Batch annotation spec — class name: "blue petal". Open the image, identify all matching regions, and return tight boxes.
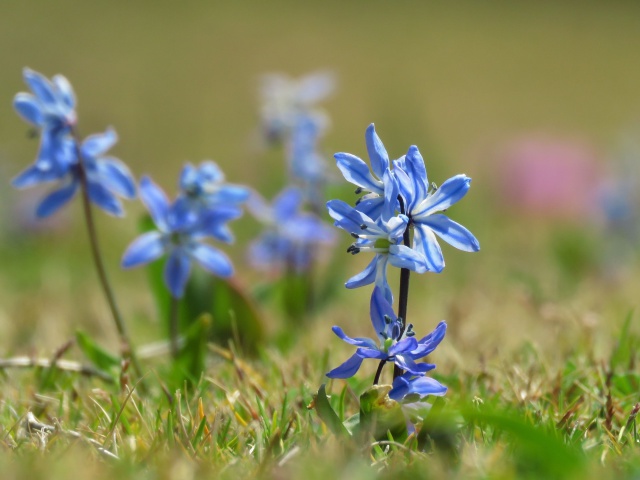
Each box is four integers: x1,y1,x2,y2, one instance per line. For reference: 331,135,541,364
213,185,250,204
139,176,169,231
412,174,471,218
394,355,435,375
327,199,366,234
197,205,243,242
355,348,387,360
179,163,197,191
386,215,408,241
95,158,136,199
410,321,447,358
14,93,43,126
121,231,166,268
404,146,428,210
326,353,364,379
365,124,389,179
188,243,233,278
331,326,377,349
52,74,75,109
381,169,398,223
345,256,377,289
297,71,335,104
198,161,224,183
12,164,61,188
164,248,192,298
388,245,428,273
419,214,480,252
355,196,384,220
23,68,57,106
81,128,118,158
87,180,123,216
370,286,397,340
36,180,79,218
273,187,303,220
373,255,393,304
334,152,382,193
388,337,418,356
389,374,447,401
412,224,444,273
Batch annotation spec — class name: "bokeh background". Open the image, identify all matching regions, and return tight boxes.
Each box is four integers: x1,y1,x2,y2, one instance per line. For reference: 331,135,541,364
1,1,640,372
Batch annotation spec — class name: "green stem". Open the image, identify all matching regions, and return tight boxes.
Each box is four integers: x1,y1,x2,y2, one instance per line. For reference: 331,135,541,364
169,295,180,359
72,132,143,379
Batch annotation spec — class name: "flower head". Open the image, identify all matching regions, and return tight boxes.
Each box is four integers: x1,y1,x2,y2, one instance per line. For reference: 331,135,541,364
327,195,427,303
326,287,446,379
122,176,239,298
178,160,249,211
259,71,335,143
13,128,136,218
248,187,335,273
388,372,447,402
14,68,77,172
394,147,480,272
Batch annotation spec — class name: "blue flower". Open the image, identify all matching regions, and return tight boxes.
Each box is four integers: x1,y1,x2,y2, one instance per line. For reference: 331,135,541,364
326,287,445,379
334,124,398,220
288,115,329,190
13,128,136,218
122,176,238,298
394,147,480,272
327,191,427,303
259,71,335,142
178,161,249,210
13,68,77,172
248,187,335,273
388,373,447,402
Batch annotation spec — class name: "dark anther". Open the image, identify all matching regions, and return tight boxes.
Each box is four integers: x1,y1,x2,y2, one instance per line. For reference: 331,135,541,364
406,331,416,337
383,315,393,324
354,187,363,194
360,224,367,230
350,232,360,239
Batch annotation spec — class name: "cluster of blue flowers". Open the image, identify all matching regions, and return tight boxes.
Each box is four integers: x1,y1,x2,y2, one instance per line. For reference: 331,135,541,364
325,123,480,404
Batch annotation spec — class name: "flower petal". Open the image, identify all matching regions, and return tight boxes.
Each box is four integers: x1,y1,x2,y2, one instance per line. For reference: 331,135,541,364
14,93,43,126
273,187,303,220
388,244,428,273
52,74,75,109
35,180,79,218
412,224,445,273
365,124,389,179
334,152,382,193
388,337,418,356
345,255,377,289
81,128,118,158
164,249,192,298
23,68,57,106
411,321,447,359
381,168,399,222
139,176,169,231
370,286,397,340
394,355,435,375
188,243,234,278
121,231,166,268
87,180,123,216
95,157,136,199
326,353,364,379
373,255,393,304
404,146,428,210
331,326,377,348
12,164,60,188
419,214,480,252
413,174,471,218
355,348,387,359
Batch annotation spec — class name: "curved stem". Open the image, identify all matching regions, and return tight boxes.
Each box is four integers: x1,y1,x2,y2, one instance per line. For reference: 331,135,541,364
373,359,386,385
72,133,143,379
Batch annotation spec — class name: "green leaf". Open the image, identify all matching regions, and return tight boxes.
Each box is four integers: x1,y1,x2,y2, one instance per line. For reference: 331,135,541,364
611,310,636,370
75,330,120,374
359,384,407,441
313,384,351,438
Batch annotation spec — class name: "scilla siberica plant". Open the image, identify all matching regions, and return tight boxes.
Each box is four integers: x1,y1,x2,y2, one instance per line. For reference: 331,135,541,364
319,124,479,435
11,68,142,376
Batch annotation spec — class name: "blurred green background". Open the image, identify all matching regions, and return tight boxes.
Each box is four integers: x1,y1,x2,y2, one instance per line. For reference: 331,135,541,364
1,1,640,367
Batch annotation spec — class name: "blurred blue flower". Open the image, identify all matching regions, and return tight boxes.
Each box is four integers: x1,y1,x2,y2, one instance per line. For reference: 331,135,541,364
288,115,330,199
13,128,136,218
259,71,335,143
247,186,335,273
334,123,399,220
327,187,427,303
178,161,249,211
388,373,447,402
326,287,446,379
122,176,238,298
13,68,77,172
394,147,480,272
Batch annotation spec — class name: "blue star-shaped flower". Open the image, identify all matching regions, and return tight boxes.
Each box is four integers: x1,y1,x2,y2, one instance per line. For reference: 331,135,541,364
13,68,77,172
247,187,335,273
121,176,239,298
13,128,136,218
394,146,480,272
178,161,249,211
326,287,446,379
327,181,427,302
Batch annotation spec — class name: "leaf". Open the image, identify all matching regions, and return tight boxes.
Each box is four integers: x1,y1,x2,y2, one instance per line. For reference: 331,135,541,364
611,310,636,370
313,384,351,438
359,384,407,441
75,330,120,374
